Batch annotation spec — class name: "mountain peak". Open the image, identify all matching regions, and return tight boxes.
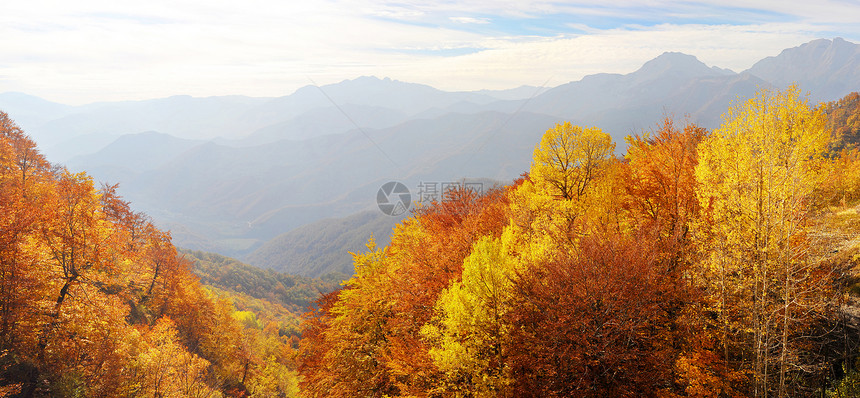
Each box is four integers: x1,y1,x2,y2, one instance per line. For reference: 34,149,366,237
746,38,860,101
642,52,709,70
788,37,857,57
655,51,698,61
631,52,719,83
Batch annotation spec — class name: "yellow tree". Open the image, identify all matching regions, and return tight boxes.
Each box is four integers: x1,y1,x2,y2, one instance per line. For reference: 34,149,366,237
531,122,615,201
695,85,831,397
509,122,616,257
40,172,107,313
298,239,399,397
131,318,216,398
422,235,520,396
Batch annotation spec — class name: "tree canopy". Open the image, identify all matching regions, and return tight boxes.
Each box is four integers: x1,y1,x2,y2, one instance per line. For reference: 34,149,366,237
299,88,860,398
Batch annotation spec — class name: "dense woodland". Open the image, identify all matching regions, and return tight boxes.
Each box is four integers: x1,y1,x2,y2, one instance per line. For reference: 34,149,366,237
300,86,860,397
186,249,342,336
0,111,305,396
0,85,859,397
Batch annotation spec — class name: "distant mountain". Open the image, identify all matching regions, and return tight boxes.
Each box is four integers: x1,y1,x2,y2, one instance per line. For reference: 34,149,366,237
471,85,548,101
747,38,860,102
5,77,508,161
3,38,859,276
115,110,557,255
8,95,270,161
37,95,269,140
523,52,769,142
226,77,500,139
65,131,203,186
245,210,404,278
232,103,408,146
0,92,73,129
259,76,498,116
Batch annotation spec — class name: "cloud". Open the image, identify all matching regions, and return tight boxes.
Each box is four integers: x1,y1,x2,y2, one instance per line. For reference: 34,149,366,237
389,23,816,90
1,0,859,104
450,16,492,24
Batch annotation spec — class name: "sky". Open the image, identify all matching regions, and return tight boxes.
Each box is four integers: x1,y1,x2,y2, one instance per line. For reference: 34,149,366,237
2,0,859,105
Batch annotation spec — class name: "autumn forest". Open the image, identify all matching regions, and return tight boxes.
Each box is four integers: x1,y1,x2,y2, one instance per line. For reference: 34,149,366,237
2,85,860,397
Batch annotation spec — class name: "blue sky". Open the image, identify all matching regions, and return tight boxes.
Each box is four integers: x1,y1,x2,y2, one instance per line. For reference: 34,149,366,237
2,0,859,105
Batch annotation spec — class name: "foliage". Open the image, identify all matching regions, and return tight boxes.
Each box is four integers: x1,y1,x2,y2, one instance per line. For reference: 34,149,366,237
825,92,860,152
298,88,860,397
298,185,512,396
245,210,402,278
6,86,860,397
0,111,299,397
695,85,833,396
506,229,678,397
422,236,520,395
186,249,341,319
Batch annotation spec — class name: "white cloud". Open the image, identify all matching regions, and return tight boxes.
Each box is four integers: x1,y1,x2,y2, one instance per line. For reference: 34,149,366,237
0,0,858,104
450,16,492,24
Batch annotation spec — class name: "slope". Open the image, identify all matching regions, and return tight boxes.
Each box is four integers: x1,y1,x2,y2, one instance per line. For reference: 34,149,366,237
64,131,203,187
123,111,559,256
244,210,405,278
747,38,860,102
523,52,769,143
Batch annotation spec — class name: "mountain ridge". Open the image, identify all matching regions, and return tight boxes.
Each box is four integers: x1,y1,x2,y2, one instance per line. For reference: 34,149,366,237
747,37,860,102
4,37,859,264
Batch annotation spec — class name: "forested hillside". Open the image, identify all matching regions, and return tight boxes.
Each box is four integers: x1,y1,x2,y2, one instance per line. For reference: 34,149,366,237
244,210,402,278
28,38,857,259
826,91,860,151
0,112,299,397
3,86,860,397
186,249,342,335
299,87,860,397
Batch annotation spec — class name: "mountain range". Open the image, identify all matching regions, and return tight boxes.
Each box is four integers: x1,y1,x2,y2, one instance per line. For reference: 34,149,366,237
2,37,859,276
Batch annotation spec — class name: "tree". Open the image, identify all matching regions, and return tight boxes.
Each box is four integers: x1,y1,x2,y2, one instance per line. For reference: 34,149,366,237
0,109,303,397
623,116,706,236
531,122,615,200
40,172,105,311
422,235,520,396
131,318,217,398
509,123,616,256
298,240,399,398
297,186,513,396
298,289,342,397
383,185,511,394
506,230,677,397
824,92,860,152
695,85,832,397
0,112,50,354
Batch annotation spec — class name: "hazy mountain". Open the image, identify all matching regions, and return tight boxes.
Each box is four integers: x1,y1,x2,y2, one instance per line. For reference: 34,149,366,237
245,210,405,278
9,77,506,161
119,110,557,255
522,52,770,142
3,38,858,275
36,95,269,141
471,85,548,101
229,76,500,134
747,38,860,102
10,95,270,161
0,92,73,128
231,103,409,146
65,131,204,186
